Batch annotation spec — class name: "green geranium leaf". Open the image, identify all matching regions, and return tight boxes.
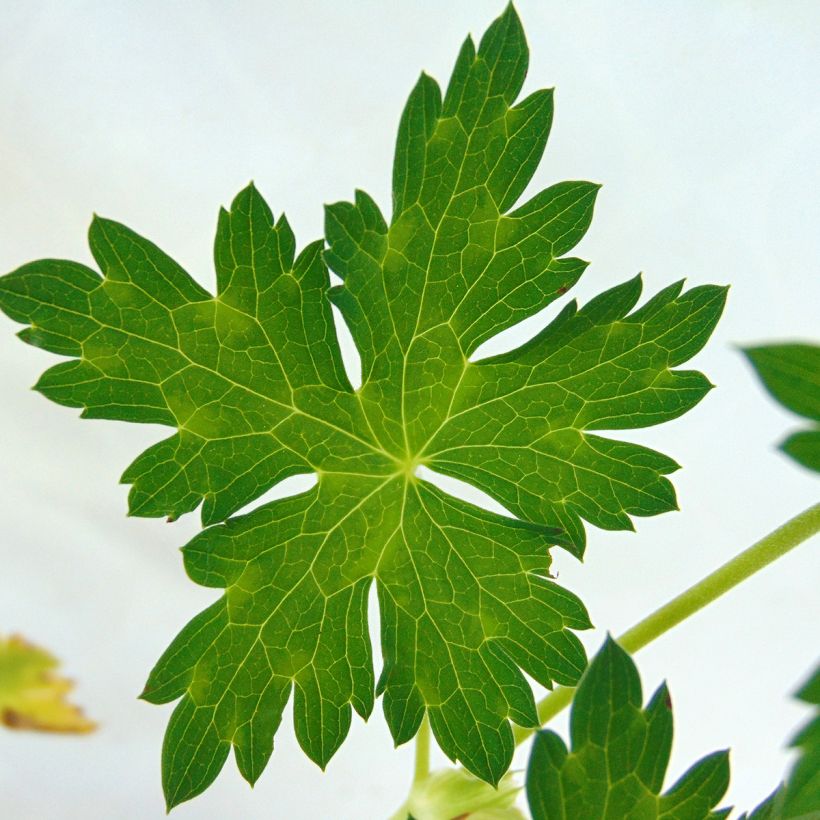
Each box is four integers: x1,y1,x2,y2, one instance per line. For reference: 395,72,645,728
740,664,820,819
743,343,820,472
783,664,820,816
526,637,731,820
0,4,725,808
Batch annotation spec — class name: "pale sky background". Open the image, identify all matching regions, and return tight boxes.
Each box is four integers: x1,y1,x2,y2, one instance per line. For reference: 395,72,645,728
1,1,819,818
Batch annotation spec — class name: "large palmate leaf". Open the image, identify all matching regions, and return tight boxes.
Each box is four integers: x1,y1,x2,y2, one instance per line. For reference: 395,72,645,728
0,5,725,807
743,343,820,472
526,638,731,820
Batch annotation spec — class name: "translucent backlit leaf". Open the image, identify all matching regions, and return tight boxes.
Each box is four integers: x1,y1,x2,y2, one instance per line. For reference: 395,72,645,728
743,343,820,472
0,5,724,807
0,635,95,734
526,638,730,820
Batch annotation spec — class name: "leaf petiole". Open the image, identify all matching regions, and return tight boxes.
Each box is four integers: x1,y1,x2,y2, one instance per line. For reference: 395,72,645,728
413,716,431,785
513,500,820,746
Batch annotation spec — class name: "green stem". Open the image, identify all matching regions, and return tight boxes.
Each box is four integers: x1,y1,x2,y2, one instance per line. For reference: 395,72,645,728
514,501,820,746
387,718,432,820
414,716,431,785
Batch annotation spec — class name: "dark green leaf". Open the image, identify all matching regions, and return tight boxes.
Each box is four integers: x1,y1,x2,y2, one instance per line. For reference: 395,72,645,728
743,343,820,472
526,637,731,820
737,665,820,818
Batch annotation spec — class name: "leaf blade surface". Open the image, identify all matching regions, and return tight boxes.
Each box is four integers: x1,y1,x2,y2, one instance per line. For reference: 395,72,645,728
526,638,731,820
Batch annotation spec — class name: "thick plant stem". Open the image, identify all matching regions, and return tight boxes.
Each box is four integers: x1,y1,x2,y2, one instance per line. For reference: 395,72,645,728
513,501,820,746
414,716,431,785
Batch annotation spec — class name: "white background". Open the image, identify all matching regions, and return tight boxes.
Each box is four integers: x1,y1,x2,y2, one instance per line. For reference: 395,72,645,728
1,1,818,817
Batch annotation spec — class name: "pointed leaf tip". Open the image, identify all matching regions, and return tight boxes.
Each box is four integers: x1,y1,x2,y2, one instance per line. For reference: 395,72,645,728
528,641,731,818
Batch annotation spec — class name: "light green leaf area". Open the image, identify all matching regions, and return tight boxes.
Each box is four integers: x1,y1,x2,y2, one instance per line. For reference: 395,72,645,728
743,343,820,472
526,638,731,820
0,5,725,808
736,789,780,820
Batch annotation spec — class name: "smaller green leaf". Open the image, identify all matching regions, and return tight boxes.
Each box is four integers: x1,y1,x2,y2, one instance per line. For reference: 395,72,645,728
743,343,820,472
526,637,730,820
737,664,819,818
736,788,781,820
777,664,820,818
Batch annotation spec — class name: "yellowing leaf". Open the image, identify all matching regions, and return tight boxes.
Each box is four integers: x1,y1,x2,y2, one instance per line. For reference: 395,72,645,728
0,634,96,734
743,343,820,472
